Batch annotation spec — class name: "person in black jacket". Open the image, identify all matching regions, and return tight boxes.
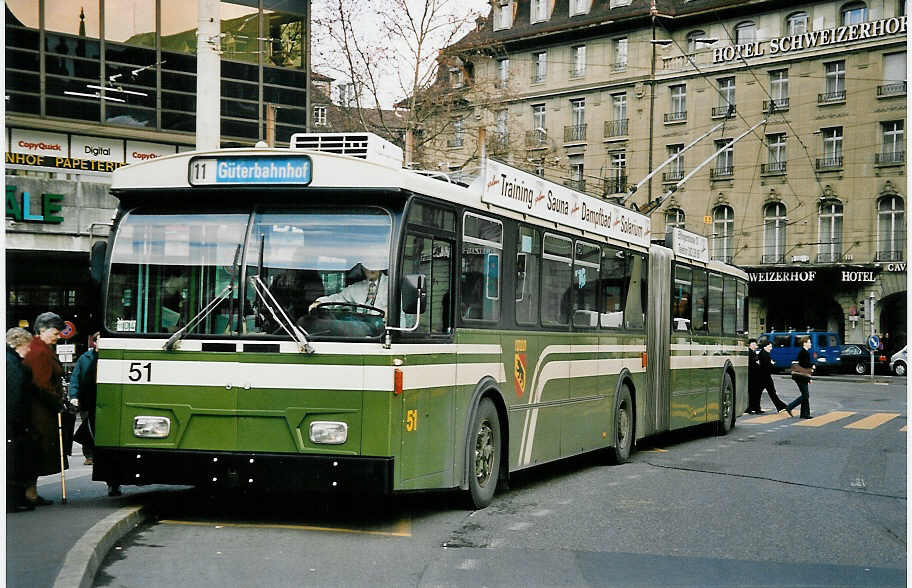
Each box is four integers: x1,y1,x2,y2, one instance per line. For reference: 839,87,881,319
745,338,763,414
7,327,36,512
785,335,815,418
758,340,788,413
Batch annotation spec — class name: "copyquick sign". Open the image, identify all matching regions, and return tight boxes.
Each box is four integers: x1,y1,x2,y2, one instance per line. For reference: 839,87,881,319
474,159,650,247
189,156,313,185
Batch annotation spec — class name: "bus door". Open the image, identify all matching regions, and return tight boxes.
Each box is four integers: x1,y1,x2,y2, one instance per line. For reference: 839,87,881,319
670,264,702,428
689,268,713,421
400,233,456,487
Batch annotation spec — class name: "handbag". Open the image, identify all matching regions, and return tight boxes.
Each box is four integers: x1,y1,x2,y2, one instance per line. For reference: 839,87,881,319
790,361,813,379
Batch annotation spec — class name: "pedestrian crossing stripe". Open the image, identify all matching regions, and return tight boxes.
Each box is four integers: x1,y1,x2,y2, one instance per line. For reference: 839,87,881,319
844,413,901,430
743,411,905,430
794,411,856,427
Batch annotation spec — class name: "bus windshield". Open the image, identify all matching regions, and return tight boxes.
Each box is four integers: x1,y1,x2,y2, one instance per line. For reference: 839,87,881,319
105,207,392,339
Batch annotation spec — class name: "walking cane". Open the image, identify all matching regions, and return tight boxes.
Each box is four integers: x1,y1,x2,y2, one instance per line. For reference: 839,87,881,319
57,411,68,504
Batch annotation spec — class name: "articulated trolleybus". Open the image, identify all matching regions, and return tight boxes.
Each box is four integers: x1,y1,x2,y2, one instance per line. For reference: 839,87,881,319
93,133,748,508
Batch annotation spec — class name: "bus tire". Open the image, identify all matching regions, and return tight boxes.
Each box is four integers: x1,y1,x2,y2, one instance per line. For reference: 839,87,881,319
609,386,634,464
716,373,735,436
466,397,501,509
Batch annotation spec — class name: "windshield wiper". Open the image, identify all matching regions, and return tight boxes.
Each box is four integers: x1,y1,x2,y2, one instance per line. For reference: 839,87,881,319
163,282,233,351
248,275,315,354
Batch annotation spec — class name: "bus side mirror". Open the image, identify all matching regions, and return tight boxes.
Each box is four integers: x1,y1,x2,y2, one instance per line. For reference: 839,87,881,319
401,273,427,314
90,241,107,286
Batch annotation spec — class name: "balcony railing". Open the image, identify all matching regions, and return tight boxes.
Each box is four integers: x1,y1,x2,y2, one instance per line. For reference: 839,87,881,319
662,169,684,183
603,175,627,195
612,61,628,73
531,71,546,84
877,81,906,97
874,151,905,165
817,90,846,104
711,104,736,118
875,250,904,262
447,137,464,149
815,156,843,170
603,119,628,138
664,111,687,123
761,254,786,264
525,129,548,148
569,67,585,78
816,252,842,263
710,166,734,179
566,179,586,192
761,161,787,175
762,98,790,112
563,124,587,143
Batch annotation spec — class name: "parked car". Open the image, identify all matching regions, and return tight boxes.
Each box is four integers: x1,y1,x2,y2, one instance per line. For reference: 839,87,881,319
762,331,842,373
890,346,907,376
838,344,889,375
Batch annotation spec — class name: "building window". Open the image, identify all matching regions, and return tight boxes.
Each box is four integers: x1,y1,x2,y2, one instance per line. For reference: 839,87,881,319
613,38,628,71
712,205,734,263
566,98,586,142
496,58,510,87
605,152,626,194
763,202,787,263
605,93,627,137
766,70,789,111
841,1,867,25
786,12,809,35
568,155,585,191
764,133,787,174
686,30,707,53
712,139,733,178
571,0,592,16
713,77,736,117
493,109,508,152
527,103,547,146
664,144,684,182
449,67,464,89
571,45,586,78
821,61,846,102
532,51,547,83
448,118,464,148
313,105,327,126
877,196,905,261
531,0,549,23
667,84,686,121
818,201,843,262
665,208,685,232
494,1,513,30
734,21,756,44
877,120,905,164
818,127,843,169
879,52,907,97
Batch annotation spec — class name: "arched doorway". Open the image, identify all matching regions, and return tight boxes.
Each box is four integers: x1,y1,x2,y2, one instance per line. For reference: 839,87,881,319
764,290,844,340
879,291,906,353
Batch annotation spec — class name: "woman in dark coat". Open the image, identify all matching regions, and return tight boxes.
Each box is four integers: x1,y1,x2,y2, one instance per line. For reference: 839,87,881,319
7,328,35,511
22,312,69,505
758,340,788,413
785,335,814,419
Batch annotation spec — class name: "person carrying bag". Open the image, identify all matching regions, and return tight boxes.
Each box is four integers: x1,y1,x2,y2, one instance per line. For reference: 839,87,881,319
784,335,815,419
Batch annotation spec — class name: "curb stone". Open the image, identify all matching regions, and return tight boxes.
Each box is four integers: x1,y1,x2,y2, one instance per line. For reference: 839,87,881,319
52,505,150,588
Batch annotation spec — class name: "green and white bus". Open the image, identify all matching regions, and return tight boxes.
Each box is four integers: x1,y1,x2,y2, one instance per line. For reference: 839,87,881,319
92,133,748,508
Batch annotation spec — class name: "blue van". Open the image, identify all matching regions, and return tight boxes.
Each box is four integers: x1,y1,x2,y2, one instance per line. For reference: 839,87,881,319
761,331,842,373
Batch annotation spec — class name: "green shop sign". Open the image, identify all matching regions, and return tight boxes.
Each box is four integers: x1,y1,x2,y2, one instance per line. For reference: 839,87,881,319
5,186,64,223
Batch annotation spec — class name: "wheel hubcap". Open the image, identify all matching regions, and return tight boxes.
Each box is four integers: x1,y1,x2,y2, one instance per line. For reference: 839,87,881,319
617,402,630,447
723,385,733,421
474,420,494,486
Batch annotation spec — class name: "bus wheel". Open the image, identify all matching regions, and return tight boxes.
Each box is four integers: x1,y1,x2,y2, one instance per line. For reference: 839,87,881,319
716,373,735,436
467,398,501,509
609,386,633,464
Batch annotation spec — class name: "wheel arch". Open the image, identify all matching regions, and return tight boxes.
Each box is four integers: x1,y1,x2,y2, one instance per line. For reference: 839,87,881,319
459,376,509,491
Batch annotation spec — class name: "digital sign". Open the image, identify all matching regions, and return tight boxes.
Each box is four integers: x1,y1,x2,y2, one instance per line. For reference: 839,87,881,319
189,156,312,186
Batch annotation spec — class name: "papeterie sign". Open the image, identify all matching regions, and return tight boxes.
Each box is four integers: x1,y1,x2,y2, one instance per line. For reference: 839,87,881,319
713,16,906,64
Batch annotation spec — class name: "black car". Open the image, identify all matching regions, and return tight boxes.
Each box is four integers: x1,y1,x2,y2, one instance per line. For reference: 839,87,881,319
838,344,890,375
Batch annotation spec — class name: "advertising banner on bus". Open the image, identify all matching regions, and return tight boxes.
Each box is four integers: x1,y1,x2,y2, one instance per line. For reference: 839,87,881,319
475,159,650,248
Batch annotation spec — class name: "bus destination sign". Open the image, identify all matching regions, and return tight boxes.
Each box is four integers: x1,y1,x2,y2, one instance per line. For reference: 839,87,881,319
189,156,312,186
475,159,651,248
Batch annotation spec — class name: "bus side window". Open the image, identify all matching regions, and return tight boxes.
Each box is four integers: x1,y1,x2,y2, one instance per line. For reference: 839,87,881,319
461,213,503,322
624,252,647,330
430,241,452,334
515,225,541,326
401,234,431,334
673,265,692,332
599,245,626,329
572,241,601,328
541,233,572,327
691,268,708,332
722,276,737,334
736,280,747,334
707,273,723,333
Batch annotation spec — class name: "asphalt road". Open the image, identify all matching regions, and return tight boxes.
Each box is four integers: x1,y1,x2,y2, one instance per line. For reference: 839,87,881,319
93,375,906,587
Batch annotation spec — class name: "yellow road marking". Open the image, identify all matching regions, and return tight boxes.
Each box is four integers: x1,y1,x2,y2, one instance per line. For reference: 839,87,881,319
901,425,908,432
743,412,791,424
844,413,901,430
644,448,668,453
159,517,412,537
794,411,856,427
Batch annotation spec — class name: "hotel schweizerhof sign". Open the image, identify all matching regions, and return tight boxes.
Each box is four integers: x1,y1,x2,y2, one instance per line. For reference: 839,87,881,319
713,16,906,64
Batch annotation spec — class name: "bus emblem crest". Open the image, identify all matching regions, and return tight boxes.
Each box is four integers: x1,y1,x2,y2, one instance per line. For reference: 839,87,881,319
514,339,527,397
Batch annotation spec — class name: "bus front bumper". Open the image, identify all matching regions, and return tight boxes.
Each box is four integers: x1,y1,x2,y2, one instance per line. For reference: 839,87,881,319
92,447,394,493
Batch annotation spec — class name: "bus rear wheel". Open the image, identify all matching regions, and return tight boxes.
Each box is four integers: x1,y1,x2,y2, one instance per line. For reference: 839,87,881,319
715,373,735,436
466,398,501,509
609,386,633,464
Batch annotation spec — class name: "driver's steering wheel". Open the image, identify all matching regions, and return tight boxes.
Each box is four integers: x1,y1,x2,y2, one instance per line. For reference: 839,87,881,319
310,301,385,318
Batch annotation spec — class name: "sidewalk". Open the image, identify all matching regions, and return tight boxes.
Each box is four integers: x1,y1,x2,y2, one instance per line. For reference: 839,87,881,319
6,446,152,588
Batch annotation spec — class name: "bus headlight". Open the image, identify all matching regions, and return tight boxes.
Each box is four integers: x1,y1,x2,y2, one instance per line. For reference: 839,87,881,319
133,416,171,438
309,421,348,445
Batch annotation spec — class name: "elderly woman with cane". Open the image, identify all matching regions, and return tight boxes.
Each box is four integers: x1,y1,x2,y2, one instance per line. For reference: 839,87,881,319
22,312,69,506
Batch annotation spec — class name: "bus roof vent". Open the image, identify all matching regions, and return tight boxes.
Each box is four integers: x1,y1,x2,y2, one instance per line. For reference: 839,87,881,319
289,132,403,169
